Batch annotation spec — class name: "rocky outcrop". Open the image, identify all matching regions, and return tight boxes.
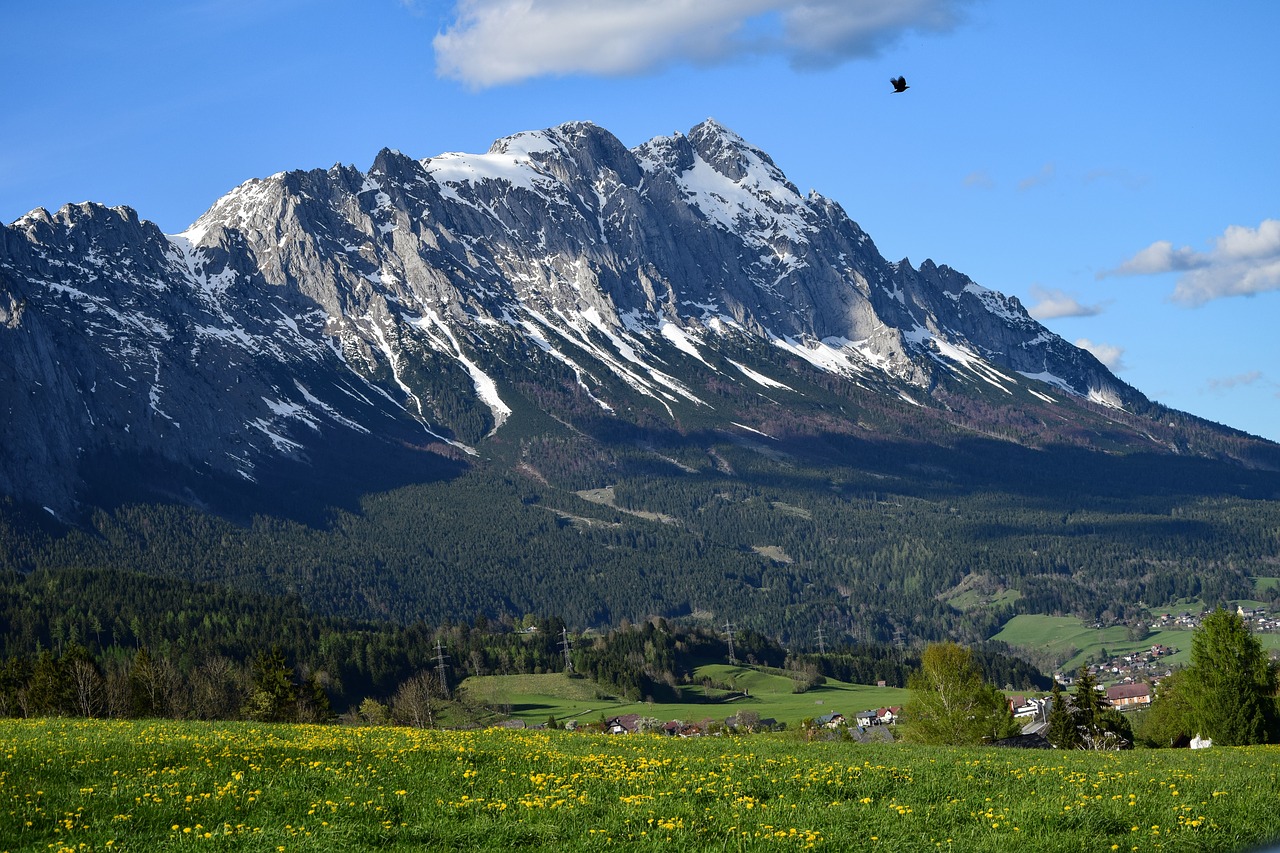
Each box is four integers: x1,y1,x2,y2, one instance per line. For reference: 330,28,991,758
0,120,1168,513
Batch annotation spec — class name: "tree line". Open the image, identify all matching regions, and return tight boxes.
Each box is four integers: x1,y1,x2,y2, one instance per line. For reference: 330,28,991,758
0,566,1049,722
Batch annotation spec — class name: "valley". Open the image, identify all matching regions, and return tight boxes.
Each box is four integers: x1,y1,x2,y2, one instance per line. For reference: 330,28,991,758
2,117,1278,699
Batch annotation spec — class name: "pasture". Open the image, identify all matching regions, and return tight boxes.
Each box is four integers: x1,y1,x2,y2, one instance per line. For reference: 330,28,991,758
4,718,1280,852
460,664,909,729
992,614,1280,674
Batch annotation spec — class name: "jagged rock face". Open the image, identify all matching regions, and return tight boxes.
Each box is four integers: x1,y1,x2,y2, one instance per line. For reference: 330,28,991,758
1,119,1156,513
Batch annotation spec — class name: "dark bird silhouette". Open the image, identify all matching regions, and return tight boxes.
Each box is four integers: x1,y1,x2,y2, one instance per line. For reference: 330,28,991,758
890,76,909,93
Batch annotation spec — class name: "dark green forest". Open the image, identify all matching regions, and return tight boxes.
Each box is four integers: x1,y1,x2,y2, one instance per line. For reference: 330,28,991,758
0,566,1048,720
3,425,1277,648
2,322,1279,683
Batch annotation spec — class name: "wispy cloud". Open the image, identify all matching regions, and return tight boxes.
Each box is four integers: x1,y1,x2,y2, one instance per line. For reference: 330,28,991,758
962,169,994,189
1075,338,1126,371
1101,218,1280,305
1205,370,1263,394
1082,167,1147,191
1026,285,1103,320
432,0,973,88
1017,162,1055,192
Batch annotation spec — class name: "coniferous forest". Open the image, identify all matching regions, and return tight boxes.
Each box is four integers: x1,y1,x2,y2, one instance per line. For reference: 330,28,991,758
0,563,1051,719
2,421,1276,646
2,330,1278,727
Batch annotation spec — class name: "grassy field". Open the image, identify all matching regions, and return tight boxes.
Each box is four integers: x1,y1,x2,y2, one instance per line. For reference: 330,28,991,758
460,664,910,729
992,614,1280,674
4,718,1280,852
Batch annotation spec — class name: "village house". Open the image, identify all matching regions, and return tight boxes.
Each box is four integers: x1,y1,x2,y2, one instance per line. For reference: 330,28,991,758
814,712,845,729
604,714,641,734
1008,696,1049,720
1105,683,1152,709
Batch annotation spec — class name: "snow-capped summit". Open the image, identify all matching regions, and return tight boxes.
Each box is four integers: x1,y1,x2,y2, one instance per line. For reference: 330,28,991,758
2,119,1265,515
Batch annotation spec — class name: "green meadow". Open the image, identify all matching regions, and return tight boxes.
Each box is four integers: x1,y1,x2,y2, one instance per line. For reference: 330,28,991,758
460,664,910,728
4,718,1280,852
992,614,1280,674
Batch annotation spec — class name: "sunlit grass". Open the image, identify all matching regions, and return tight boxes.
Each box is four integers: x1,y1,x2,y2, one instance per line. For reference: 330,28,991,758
3,719,1278,851
461,665,911,728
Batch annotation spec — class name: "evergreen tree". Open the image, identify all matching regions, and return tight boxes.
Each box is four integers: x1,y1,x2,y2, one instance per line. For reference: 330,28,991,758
243,650,299,723
1046,681,1081,749
26,650,68,716
1134,670,1193,748
0,655,32,717
1070,666,1131,750
1071,667,1104,734
1183,608,1279,745
297,674,333,724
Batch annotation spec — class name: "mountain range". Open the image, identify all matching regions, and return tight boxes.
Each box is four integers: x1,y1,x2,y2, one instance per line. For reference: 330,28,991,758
2,119,1277,641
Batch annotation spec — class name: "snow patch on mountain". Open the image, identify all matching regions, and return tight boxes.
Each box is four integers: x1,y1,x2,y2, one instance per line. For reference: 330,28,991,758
1017,370,1078,396
728,359,792,390
424,150,563,205
659,320,708,365
409,309,511,432
1088,385,1124,409
771,333,867,377
904,325,1018,394
676,153,812,248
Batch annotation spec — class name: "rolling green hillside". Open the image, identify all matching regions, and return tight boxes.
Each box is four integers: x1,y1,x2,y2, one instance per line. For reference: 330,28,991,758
460,665,909,728
993,613,1280,674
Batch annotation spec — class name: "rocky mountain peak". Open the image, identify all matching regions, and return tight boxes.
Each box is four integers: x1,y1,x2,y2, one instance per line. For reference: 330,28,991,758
5,118,1269,518
687,118,787,183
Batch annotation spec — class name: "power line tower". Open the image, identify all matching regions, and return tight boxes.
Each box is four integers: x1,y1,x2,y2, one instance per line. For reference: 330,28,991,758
559,626,574,673
816,624,827,656
434,637,450,698
724,621,737,666
893,626,906,652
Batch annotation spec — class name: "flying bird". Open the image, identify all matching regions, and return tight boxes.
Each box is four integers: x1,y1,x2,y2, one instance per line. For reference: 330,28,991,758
890,76,909,93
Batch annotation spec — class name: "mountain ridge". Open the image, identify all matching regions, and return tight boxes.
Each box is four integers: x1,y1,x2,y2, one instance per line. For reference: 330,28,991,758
2,119,1278,637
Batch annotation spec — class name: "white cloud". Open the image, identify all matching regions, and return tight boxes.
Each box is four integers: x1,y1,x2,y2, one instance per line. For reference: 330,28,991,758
1026,285,1102,320
1172,258,1280,305
962,170,994,189
1105,240,1204,276
1075,338,1126,371
432,0,972,88
1217,219,1280,261
1102,219,1280,305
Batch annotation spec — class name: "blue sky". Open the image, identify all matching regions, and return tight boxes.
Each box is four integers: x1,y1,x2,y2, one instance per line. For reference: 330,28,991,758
3,0,1278,441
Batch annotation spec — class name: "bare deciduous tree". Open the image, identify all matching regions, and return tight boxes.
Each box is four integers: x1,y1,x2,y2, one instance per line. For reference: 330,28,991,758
70,658,104,718
391,671,440,729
